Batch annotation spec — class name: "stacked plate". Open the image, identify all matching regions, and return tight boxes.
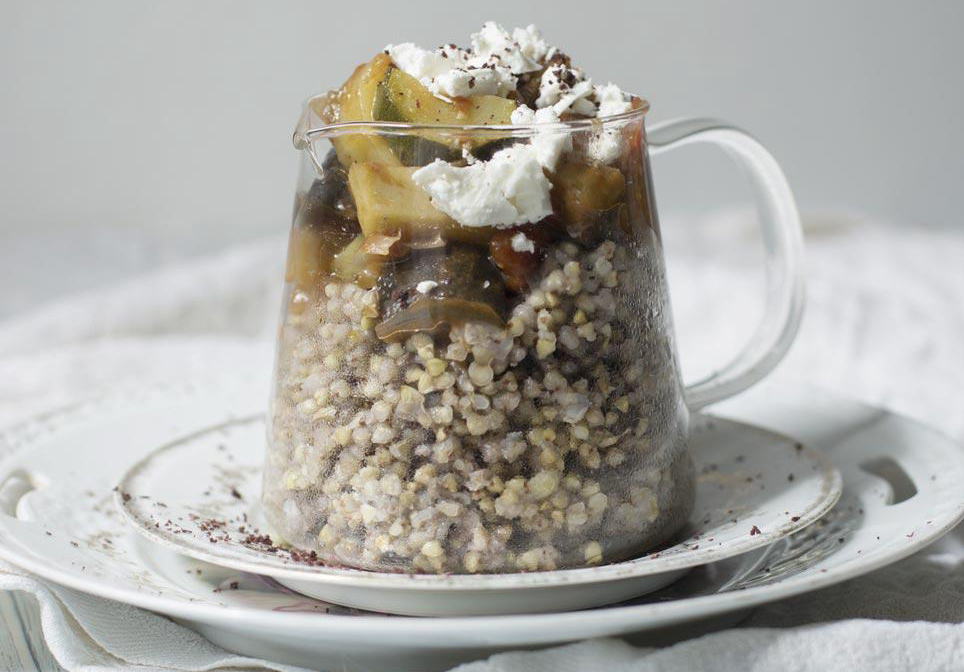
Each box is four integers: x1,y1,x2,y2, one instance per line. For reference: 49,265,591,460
0,374,961,672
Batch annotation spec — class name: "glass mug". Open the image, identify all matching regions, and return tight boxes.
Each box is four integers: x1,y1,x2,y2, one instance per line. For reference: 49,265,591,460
264,94,804,574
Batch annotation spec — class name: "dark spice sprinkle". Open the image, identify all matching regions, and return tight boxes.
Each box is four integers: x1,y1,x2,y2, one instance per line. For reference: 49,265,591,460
837,537,845,544
750,525,762,536
70,541,79,547
794,443,804,452
45,531,52,536
791,516,801,522
906,532,915,538
230,488,243,500
787,473,795,482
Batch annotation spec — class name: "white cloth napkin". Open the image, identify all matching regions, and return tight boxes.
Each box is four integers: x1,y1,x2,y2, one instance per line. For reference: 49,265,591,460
0,215,962,672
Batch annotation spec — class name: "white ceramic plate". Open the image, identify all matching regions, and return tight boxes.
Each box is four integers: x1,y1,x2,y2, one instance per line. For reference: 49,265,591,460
114,413,840,616
0,377,960,672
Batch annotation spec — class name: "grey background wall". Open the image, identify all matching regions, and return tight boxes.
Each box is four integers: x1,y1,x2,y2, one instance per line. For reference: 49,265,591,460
1,0,961,313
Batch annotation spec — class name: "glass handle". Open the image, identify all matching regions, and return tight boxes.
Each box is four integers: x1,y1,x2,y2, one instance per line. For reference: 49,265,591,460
647,118,805,410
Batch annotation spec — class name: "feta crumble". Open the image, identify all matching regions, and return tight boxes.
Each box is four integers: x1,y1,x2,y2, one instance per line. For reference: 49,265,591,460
414,104,574,228
385,23,630,117
595,83,633,117
412,145,553,227
511,232,535,253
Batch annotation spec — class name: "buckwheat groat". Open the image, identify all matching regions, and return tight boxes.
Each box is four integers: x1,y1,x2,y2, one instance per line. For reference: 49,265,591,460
265,22,695,573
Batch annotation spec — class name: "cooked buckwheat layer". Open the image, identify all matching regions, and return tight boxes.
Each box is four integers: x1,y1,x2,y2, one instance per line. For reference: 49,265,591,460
265,234,692,573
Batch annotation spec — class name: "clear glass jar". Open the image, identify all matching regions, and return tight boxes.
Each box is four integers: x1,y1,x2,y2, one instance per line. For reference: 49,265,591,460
263,94,804,574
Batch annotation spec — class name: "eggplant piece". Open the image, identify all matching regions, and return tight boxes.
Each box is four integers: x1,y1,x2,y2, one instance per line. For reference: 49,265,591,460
375,244,508,341
549,161,626,245
488,222,557,292
294,150,360,235
470,136,522,162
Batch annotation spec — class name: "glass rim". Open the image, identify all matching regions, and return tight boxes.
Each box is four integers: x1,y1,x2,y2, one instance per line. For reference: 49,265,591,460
293,93,649,148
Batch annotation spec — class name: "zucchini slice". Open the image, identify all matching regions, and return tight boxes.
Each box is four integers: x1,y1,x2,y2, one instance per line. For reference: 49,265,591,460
348,162,495,246
332,54,401,167
375,68,516,160
376,67,517,126
333,56,518,167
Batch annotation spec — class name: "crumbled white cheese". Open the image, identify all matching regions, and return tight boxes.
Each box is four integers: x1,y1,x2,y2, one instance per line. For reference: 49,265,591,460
415,280,439,294
384,43,515,99
536,64,583,109
595,83,632,117
387,22,554,101
535,63,596,116
470,22,546,75
433,66,516,98
586,83,633,163
553,80,595,116
509,105,536,124
512,24,554,65
510,232,536,253
412,144,553,227
588,130,623,164
386,25,633,118
511,105,571,171
385,43,461,83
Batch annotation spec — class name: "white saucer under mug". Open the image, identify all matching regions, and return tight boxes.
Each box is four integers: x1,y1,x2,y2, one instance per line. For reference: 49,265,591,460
114,414,841,616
